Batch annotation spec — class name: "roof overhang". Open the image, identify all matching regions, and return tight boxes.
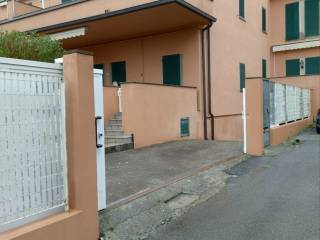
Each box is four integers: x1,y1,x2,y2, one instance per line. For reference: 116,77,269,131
34,0,216,48
272,39,320,52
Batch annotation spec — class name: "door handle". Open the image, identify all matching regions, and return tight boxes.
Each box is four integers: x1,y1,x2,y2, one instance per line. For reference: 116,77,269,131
95,116,103,148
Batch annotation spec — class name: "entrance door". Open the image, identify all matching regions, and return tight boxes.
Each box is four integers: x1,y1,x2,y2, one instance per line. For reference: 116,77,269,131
263,79,271,147
94,69,107,210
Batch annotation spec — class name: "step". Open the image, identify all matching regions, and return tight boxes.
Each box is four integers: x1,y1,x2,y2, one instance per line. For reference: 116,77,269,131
105,142,134,154
105,135,133,145
105,130,124,136
106,124,122,131
109,119,122,125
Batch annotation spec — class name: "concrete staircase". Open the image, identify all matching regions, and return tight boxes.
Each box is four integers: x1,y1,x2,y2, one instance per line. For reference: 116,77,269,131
105,112,134,153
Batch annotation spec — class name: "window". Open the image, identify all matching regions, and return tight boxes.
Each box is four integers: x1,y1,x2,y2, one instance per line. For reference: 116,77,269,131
286,59,300,76
262,7,267,32
305,0,320,37
239,0,245,19
262,59,267,78
111,61,126,85
162,54,182,86
285,2,300,41
180,118,190,137
240,63,246,91
306,56,320,75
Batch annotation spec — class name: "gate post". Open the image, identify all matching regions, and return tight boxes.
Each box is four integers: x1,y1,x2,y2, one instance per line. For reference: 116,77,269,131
63,50,99,239
246,78,264,156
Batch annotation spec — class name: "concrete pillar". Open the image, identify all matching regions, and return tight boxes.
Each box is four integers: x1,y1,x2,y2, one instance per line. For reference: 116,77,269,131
246,78,264,156
63,50,99,239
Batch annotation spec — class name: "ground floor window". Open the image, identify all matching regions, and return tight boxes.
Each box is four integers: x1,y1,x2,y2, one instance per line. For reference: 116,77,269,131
306,56,320,75
111,61,126,85
162,54,182,86
286,57,320,76
286,59,300,76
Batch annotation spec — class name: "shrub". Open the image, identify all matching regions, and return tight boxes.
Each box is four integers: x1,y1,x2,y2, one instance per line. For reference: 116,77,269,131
0,31,63,63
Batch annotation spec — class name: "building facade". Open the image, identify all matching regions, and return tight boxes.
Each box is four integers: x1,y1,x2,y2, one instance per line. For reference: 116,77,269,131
0,0,319,148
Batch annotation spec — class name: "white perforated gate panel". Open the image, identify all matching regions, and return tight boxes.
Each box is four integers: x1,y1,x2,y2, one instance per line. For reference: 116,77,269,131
0,58,67,232
270,82,311,127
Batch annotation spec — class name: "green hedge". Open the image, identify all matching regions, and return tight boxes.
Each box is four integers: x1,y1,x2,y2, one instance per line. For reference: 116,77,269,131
0,31,64,63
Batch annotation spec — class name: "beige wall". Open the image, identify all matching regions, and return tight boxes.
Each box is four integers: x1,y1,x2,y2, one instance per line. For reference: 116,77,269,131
0,52,99,240
104,86,119,124
270,117,312,146
122,83,202,148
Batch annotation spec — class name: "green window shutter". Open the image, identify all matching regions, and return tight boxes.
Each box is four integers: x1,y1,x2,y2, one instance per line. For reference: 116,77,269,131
180,118,190,137
285,2,300,41
239,0,245,18
286,59,300,76
111,61,126,84
62,0,72,3
162,54,181,86
262,7,267,32
305,0,320,37
262,59,267,78
240,63,246,91
306,56,320,75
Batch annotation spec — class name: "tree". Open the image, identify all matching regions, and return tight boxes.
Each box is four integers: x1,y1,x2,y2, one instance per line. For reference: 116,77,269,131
0,31,63,63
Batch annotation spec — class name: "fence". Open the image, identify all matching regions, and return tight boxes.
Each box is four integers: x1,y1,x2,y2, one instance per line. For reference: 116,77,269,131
0,57,68,232
270,82,311,127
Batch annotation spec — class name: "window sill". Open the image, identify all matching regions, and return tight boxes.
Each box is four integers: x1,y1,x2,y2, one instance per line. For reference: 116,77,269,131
238,16,246,22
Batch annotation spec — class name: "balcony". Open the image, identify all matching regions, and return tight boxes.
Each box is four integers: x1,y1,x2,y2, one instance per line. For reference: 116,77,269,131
0,0,214,32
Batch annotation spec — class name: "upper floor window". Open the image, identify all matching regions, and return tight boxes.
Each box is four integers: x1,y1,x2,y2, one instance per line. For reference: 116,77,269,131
285,0,320,41
285,2,300,41
239,0,245,19
262,7,267,33
305,0,320,37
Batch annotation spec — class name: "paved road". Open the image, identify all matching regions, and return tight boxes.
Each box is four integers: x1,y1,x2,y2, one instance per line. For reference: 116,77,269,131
149,129,320,240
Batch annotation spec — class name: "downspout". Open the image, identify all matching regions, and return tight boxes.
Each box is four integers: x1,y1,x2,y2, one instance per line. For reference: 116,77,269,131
201,26,208,140
201,21,213,140
206,26,215,140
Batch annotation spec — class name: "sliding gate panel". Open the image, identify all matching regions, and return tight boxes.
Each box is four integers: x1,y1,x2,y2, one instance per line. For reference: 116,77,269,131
0,58,68,232
263,79,271,147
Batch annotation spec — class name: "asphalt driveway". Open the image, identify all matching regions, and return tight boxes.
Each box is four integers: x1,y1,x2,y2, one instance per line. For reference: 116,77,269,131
106,140,242,204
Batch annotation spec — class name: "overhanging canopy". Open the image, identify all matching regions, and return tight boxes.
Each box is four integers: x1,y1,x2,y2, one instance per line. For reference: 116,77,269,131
37,0,216,48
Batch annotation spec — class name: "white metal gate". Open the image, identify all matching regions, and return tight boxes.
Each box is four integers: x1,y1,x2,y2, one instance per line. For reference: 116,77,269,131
0,57,68,232
93,69,106,211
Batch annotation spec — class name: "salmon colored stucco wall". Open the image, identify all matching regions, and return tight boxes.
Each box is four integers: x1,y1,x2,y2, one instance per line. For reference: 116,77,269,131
121,83,202,148
83,28,202,89
104,86,119,124
0,6,6,21
209,0,270,141
270,117,312,146
245,79,264,156
271,48,320,77
0,0,212,31
0,52,99,240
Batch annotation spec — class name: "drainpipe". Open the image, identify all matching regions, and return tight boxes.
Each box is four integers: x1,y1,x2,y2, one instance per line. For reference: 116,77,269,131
201,22,214,140
206,26,215,140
